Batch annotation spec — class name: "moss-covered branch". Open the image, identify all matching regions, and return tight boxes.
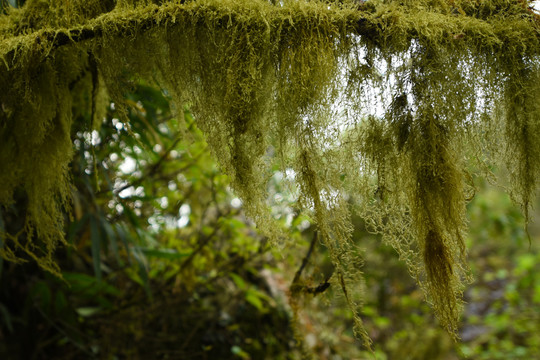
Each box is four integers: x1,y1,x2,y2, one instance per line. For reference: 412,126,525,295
1,0,539,68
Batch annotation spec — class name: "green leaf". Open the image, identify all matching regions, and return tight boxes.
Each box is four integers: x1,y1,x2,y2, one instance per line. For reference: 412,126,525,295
62,272,121,297
226,218,246,230
31,281,52,313
89,216,102,281
67,213,89,244
517,253,535,271
114,223,132,263
230,273,246,290
231,345,250,359
533,283,540,304
54,291,68,316
131,247,152,299
122,205,141,228
63,272,96,288
76,307,101,317
0,302,13,332
102,220,120,265
375,316,390,329
138,247,191,260
245,291,265,312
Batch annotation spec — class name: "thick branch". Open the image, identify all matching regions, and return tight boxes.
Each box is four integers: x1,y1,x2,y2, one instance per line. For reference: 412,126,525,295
2,1,539,69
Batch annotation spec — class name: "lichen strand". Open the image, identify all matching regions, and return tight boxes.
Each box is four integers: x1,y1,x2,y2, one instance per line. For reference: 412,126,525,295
0,47,85,275
1,0,540,343
297,148,371,349
499,58,540,228
406,47,473,335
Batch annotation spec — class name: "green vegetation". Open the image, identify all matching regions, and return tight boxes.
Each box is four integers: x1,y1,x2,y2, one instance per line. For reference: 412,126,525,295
0,83,304,358
0,80,537,359
1,0,540,353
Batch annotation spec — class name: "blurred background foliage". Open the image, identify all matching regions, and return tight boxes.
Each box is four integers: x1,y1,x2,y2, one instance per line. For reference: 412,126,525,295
0,79,539,359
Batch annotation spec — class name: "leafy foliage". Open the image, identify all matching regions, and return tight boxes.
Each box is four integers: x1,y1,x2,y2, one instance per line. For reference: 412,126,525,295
0,83,302,359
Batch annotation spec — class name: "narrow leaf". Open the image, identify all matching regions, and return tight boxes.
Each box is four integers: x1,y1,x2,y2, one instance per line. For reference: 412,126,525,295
89,216,102,281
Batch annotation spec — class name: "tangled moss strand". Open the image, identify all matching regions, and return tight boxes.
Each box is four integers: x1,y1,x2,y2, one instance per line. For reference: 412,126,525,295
1,0,540,344
499,58,540,227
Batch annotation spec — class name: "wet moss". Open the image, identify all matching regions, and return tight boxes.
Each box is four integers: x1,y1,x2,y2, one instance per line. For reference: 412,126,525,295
1,0,539,343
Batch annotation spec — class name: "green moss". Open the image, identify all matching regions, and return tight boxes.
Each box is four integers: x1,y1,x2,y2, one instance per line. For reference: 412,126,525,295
1,0,539,345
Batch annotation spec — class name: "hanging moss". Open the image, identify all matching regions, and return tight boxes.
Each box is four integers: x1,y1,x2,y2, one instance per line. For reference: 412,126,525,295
1,0,539,345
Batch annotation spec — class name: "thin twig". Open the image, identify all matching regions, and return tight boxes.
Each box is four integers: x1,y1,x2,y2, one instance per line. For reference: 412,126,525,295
290,231,333,296
292,231,318,285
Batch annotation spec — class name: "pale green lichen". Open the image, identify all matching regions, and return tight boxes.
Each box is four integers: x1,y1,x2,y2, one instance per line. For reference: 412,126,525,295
1,0,539,345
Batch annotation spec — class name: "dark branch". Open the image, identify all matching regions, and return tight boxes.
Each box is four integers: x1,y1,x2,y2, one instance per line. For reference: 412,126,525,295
290,231,331,296
292,231,318,285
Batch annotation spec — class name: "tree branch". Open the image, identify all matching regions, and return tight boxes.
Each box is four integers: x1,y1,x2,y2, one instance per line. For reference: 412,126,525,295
3,1,536,69
289,231,331,296
292,231,318,285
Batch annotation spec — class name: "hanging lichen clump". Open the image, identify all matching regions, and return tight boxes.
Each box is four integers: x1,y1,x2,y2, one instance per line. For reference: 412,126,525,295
1,0,540,345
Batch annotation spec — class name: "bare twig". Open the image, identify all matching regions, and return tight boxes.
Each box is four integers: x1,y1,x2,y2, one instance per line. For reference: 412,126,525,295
292,231,318,285
290,231,331,296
